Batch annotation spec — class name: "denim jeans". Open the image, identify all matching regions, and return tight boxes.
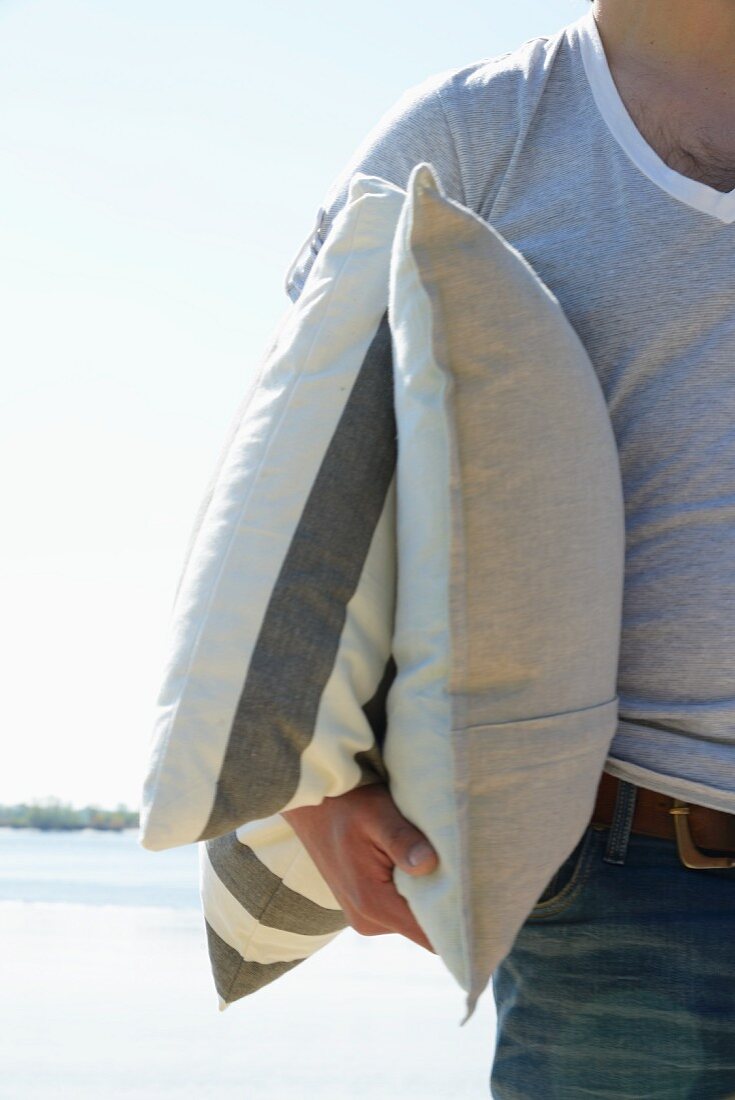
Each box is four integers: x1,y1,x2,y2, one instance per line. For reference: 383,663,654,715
490,779,735,1099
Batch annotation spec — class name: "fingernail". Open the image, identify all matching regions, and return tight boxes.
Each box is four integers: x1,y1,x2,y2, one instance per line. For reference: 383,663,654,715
407,841,434,867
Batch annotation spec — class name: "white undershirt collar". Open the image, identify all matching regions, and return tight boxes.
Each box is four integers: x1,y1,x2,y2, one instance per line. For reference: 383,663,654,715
570,9,735,225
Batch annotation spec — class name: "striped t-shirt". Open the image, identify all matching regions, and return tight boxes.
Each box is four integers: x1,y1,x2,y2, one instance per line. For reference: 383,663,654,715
286,8,735,814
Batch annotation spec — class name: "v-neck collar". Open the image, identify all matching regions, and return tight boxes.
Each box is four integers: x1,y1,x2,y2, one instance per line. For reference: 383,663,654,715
570,9,735,225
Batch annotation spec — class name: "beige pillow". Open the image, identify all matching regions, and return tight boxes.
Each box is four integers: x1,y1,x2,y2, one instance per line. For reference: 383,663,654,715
385,163,625,1023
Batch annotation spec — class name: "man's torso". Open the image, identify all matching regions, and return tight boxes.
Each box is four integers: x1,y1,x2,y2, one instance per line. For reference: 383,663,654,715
287,8,735,812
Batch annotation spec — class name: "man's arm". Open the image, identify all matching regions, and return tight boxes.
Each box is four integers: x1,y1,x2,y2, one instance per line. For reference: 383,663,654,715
285,77,464,303
282,783,438,952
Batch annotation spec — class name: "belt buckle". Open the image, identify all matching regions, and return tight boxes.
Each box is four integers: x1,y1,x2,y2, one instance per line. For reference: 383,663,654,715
669,800,735,869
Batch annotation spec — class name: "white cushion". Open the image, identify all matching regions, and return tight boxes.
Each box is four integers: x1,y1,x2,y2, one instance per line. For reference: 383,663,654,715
138,175,405,1007
138,174,404,852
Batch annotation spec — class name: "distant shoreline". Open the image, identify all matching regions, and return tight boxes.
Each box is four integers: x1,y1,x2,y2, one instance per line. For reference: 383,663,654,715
0,801,139,832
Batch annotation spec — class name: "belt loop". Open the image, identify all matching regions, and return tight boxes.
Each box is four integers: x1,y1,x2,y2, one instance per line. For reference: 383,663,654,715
603,779,638,865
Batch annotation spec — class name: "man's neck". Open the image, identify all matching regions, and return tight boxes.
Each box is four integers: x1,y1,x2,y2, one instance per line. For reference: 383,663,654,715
592,0,735,90
591,0,735,192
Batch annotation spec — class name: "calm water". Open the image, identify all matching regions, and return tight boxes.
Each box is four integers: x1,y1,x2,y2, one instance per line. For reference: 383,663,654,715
0,825,199,908
0,827,497,1099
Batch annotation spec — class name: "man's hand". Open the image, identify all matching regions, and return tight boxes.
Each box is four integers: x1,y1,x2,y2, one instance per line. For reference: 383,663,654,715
282,782,439,953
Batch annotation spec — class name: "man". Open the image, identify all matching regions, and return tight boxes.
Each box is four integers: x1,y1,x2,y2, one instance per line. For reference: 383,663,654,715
283,2,735,1094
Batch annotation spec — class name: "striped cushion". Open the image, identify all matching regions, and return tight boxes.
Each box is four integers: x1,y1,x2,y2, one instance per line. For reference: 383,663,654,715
138,173,405,853
385,164,625,1023
200,815,348,1008
138,173,407,1008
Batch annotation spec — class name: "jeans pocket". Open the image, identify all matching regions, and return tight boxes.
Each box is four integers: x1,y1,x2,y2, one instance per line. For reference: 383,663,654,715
528,824,598,920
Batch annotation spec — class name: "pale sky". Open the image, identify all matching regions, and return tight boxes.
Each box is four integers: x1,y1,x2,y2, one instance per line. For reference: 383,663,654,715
1,0,588,810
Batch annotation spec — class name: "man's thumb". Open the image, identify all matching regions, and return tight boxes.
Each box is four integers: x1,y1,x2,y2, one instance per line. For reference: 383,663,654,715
390,828,439,876
405,838,438,874
363,785,439,875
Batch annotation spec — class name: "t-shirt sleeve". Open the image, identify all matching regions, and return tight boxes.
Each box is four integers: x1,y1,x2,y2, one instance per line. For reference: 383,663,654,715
284,78,464,303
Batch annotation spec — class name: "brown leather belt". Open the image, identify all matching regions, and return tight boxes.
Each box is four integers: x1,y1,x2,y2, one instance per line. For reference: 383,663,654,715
592,771,735,869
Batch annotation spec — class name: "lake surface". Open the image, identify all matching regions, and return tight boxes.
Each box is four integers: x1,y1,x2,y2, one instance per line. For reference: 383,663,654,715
0,827,497,1099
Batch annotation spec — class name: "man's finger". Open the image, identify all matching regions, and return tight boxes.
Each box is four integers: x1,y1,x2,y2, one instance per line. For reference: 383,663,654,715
354,875,436,953
391,898,437,953
350,908,436,953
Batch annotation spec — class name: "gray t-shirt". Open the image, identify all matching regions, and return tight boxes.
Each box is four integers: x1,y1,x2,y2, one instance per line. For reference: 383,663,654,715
286,9,735,813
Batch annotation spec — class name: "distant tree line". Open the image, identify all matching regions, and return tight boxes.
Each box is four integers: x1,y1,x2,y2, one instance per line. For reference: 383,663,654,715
0,798,139,831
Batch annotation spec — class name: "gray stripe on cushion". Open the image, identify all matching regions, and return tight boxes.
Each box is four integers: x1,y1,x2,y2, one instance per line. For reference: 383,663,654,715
205,831,346,935
204,919,303,1003
202,313,396,839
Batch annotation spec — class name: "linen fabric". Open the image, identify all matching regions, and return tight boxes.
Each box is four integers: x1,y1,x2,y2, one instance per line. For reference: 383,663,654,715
200,814,348,1009
138,175,408,1006
385,163,625,1022
138,173,404,854
286,6,735,815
